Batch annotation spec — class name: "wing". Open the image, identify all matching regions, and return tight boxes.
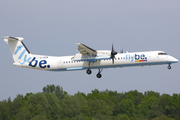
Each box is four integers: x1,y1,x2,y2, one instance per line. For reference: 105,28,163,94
77,43,97,55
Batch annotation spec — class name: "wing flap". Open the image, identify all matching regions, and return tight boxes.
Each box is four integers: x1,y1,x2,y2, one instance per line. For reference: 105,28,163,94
77,43,97,55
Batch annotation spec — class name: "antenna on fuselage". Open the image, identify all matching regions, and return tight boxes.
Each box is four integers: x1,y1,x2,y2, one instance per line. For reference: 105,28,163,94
120,49,123,53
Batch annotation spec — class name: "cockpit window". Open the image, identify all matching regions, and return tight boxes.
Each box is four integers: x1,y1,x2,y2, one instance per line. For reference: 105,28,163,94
158,53,168,55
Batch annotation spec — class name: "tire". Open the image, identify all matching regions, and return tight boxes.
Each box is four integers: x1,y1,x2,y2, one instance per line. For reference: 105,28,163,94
96,73,102,78
86,69,92,74
168,66,171,70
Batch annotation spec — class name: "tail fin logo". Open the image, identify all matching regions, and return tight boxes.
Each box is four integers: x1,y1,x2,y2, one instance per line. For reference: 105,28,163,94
14,45,32,65
14,45,23,55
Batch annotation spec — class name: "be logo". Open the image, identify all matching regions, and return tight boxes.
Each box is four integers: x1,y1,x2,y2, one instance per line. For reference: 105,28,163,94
29,57,50,68
135,54,147,62
135,54,147,60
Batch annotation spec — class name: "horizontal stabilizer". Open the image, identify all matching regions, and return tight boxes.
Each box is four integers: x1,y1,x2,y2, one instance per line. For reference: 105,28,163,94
3,36,24,42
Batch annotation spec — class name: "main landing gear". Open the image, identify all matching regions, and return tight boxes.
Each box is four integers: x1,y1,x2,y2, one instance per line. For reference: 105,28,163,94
97,69,103,78
86,68,103,78
86,62,93,75
167,64,171,70
86,62,103,78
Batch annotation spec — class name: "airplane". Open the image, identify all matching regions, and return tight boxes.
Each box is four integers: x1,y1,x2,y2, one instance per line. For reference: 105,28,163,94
3,36,178,78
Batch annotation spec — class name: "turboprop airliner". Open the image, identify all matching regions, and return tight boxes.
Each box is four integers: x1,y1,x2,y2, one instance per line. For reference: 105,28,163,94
4,36,178,78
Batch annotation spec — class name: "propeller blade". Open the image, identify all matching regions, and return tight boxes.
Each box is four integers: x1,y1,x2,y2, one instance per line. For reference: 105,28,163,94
112,58,114,64
110,44,117,64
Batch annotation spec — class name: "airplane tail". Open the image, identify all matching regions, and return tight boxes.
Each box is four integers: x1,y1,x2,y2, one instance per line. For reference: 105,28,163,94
3,36,32,65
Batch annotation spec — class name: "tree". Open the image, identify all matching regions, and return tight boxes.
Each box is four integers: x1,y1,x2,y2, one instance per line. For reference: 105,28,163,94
114,114,130,120
85,97,113,117
16,107,32,120
117,99,135,117
159,94,171,116
155,115,175,120
60,93,87,119
166,93,180,119
138,95,157,117
43,84,67,101
11,94,23,117
31,115,48,120
93,114,112,120
27,93,48,118
1,84,180,120
126,90,144,109
0,100,10,120
45,93,61,120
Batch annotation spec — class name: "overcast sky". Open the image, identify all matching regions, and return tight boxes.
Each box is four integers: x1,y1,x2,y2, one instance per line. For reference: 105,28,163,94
0,0,180,101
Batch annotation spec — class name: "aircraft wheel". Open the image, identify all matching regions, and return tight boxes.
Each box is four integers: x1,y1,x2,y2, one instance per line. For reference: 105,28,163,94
96,73,102,78
168,65,171,70
86,69,92,75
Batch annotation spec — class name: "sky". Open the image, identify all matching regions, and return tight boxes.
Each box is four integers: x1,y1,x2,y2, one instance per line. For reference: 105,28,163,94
0,0,180,101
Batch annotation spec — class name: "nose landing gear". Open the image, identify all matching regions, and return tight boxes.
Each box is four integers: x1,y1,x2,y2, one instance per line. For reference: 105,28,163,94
168,64,171,70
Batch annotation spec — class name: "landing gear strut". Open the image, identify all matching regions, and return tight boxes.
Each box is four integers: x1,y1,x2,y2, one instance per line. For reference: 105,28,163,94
168,64,171,70
96,68,103,78
86,62,103,78
86,62,94,75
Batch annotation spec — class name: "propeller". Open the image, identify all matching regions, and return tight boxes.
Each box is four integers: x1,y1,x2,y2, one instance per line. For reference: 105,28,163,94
110,44,117,64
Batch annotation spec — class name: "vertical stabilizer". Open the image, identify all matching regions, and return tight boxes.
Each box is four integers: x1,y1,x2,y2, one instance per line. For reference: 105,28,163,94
3,36,32,64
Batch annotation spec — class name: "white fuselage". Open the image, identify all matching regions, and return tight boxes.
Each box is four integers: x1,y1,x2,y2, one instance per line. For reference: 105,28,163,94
13,50,178,71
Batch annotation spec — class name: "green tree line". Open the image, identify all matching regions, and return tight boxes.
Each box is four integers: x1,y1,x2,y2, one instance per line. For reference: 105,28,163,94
0,84,180,120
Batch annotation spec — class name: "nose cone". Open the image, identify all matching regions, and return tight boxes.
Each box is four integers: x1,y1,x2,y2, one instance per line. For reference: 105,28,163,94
174,58,178,63
170,56,178,63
